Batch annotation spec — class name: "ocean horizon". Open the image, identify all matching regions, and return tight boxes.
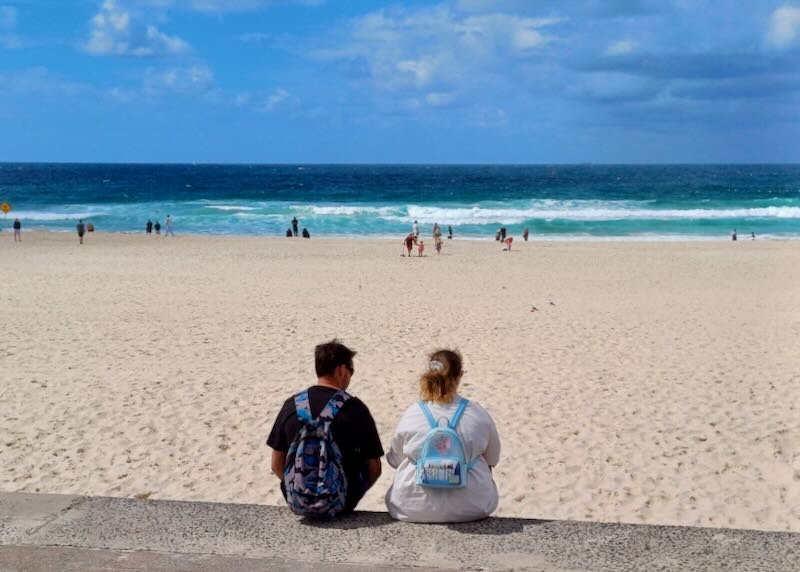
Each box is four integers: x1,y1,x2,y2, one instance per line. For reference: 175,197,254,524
2,163,799,240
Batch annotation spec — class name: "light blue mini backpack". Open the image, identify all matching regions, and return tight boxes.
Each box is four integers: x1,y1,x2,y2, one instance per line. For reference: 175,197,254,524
415,398,476,488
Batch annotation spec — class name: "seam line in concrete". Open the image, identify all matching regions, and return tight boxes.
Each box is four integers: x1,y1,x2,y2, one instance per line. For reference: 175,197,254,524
24,496,88,539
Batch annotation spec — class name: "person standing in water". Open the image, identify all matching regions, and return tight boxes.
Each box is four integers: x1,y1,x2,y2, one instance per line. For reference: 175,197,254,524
412,220,420,238
447,225,453,239
292,217,299,237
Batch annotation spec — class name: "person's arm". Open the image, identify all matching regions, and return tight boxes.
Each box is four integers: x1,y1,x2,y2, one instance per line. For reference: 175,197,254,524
365,457,382,488
271,450,287,480
484,413,501,468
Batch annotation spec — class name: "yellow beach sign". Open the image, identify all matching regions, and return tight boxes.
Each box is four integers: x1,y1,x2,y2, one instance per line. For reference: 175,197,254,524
1,202,10,215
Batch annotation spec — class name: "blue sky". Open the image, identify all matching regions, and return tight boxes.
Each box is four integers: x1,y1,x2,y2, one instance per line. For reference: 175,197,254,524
1,0,799,163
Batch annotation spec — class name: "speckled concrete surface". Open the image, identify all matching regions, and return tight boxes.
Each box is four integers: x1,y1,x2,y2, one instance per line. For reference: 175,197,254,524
2,493,798,571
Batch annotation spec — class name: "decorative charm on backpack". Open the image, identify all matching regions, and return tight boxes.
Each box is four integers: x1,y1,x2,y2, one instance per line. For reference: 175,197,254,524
415,398,474,488
284,390,351,518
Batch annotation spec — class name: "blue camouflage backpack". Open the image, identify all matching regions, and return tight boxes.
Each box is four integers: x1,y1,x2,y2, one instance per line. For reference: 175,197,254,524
284,389,351,518
415,398,475,488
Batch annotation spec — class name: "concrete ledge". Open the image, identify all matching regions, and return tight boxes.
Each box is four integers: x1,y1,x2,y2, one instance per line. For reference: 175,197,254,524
1,492,798,571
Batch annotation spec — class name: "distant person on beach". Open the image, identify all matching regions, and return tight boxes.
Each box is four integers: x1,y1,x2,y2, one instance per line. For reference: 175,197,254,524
384,349,501,522
267,339,383,518
402,233,415,257
448,225,453,239
751,232,756,240
435,235,443,254
286,228,293,237
146,220,153,234
292,217,299,237
418,240,425,257
413,220,420,238
433,222,441,242
500,227,507,242
76,220,85,244
165,215,175,237
154,220,161,235
503,236,513,251
302,228,310,238
523,228,529,241
13,218,21,242
732,229,737,241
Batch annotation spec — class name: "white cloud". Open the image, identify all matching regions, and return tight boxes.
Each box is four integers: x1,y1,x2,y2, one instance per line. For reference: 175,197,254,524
0,34,20,48
425,91,456,106
84,0,190,56
239,32,269,44
312,6,560,92
131,0,322,13
143,64,213,92
766,4,800,48
0,5,17,29
605,39,636,56
0,68,86,97
261,87,295,111
0,5,20,47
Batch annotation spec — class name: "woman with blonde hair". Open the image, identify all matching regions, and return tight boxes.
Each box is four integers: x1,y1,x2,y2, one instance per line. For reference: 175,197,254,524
385,349,501,522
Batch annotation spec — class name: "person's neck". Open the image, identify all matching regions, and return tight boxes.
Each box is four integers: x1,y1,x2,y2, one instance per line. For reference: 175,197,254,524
316,378,343,390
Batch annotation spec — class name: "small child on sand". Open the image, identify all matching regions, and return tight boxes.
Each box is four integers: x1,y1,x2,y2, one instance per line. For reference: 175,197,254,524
418,240,425,257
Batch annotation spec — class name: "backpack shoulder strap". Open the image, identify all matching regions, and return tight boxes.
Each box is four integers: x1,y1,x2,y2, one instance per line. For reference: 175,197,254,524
293,390,313,423
418,401,437,428
318,390,351,422
448,398,469,430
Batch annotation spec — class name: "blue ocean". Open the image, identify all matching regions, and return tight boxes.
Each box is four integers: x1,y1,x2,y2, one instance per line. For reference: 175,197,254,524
1,163,799,239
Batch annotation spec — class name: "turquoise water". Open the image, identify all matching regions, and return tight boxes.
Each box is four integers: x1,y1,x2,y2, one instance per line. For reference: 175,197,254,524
1,163,798,239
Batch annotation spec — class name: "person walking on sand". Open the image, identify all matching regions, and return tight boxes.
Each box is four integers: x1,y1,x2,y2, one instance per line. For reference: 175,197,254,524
418,240,425,257
267,339,383,518
164,215,175,237
76,219,86,244
292,217,299,237
385,349,501,522
432,222,442,246
402,233,415,257
13,218,21,242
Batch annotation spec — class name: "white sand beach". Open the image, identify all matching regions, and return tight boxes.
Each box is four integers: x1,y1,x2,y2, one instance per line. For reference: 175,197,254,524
2,232,799,532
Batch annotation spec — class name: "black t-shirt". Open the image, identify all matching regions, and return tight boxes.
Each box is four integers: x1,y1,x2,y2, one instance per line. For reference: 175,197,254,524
13,220,21,229
267,386,384,488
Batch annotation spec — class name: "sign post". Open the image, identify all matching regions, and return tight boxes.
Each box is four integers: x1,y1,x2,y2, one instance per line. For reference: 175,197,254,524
1,203,9,232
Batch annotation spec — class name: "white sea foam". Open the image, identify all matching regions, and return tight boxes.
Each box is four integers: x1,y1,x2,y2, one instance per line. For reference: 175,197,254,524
206,205,258,211
308,205,401,216
400,204,800,224
12,210,108,221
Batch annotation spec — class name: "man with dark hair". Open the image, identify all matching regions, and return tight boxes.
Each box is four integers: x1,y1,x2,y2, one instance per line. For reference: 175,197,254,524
267,339,383,515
